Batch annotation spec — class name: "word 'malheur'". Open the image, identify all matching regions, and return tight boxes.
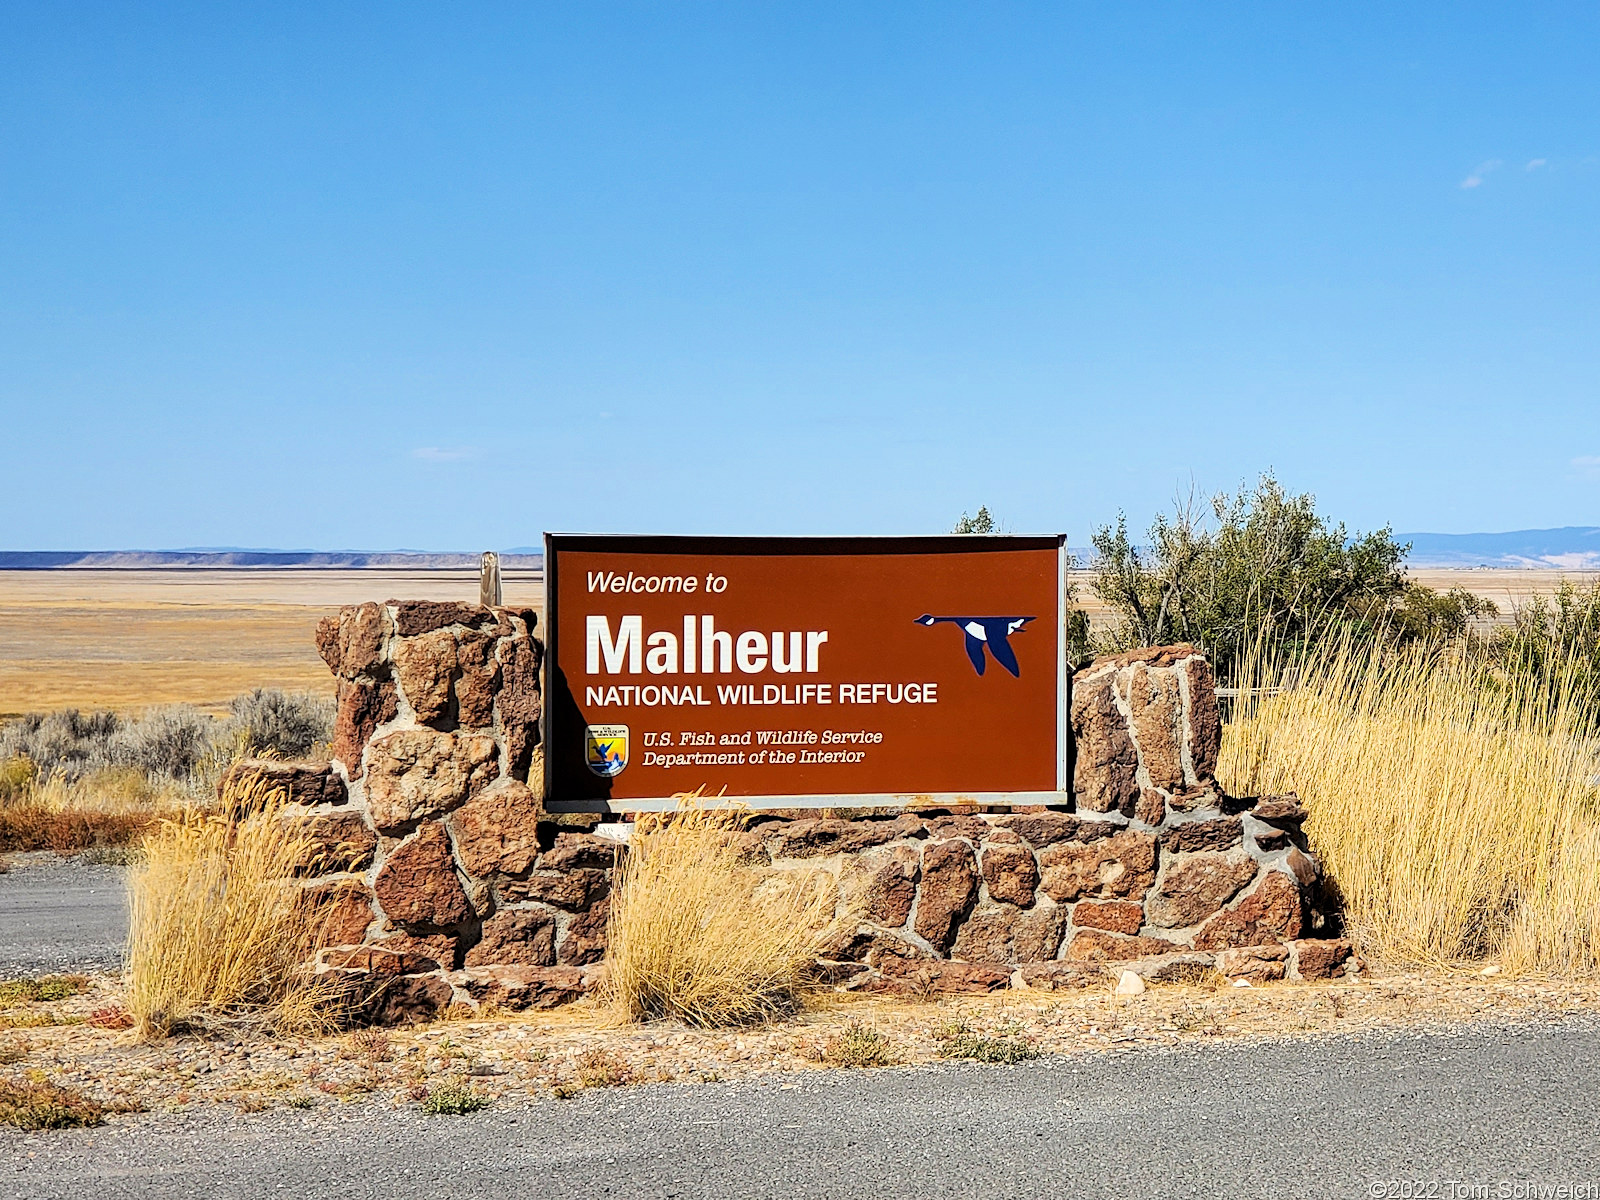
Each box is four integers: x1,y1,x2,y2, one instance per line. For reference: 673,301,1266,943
586,615,827,675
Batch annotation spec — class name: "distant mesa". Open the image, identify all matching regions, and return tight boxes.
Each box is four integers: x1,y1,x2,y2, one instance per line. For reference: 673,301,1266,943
0,550,545,570
1399,527,1600,570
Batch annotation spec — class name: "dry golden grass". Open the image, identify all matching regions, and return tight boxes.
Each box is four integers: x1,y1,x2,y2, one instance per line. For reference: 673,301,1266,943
124,772,345,1039
605,792,840,1027
0,761,191,852
1220,640,1600,975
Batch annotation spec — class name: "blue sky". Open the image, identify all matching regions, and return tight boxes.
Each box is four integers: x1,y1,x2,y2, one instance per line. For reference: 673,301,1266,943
2,3,1597,551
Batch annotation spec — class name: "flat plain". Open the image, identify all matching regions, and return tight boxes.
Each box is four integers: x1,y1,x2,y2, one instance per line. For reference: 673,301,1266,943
0,568,545,716
0,566,1593,717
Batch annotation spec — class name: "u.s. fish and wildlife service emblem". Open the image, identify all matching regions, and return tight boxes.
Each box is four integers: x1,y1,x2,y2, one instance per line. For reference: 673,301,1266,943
585,724,629,777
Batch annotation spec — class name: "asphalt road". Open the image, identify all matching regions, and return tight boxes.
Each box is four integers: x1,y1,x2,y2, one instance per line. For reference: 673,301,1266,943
0,853,128,976
6,1017,1598,1200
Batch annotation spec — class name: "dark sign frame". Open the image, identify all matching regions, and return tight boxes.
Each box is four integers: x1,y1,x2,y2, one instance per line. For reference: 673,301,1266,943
542,533,1069,812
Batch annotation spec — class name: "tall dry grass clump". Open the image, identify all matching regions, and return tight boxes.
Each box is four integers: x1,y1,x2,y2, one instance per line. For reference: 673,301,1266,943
1221,638,1600,974
125,772,342,1038
606,793,839,1026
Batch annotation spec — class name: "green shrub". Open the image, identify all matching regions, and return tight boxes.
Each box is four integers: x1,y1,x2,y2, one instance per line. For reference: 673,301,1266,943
0,1078,104,1130
1090,472,1495,680
420,1076,490,1115
823,1022,897,1068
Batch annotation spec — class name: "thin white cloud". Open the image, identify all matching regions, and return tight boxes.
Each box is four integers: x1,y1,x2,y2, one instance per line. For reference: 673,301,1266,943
1460,159,1503,189
1526,158,1548,171
1573,455,1600,480
412,446,479,462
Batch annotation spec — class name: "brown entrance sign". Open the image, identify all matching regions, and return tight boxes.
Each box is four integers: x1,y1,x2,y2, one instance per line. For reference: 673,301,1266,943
543,534,1068,811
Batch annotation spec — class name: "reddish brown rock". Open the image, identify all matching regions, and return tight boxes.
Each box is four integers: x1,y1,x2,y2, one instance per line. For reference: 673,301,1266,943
1071,670,1139,814
1072,900,1145,935
305,880,376,947
1216,944,1288,983
1251,793,1308,825
1063,928,1184,963
1134,789,1166,826
361,974,455,1026
950,907,1016,965
1088,644,1203,670
816,924,930,965
505,870,609,912
558,894,609,965
913,839,978,950
1039,831,1158,902
1184,657,1221,782
1168,786,1222,813
452,779,543,878
373,931,459,969
1194,870,1305,949
288,810,376,875
465,908,556,967
980,840,1039,907
220,759,347,808
1012,904,1069,963
1234,869,1305,939
395,629,457,725
1291,938,1353,980
541,832,617,872
1018,962,1110,991
841,844,920,928
994,812,1088,848
365,730,499,832
869,958,1011,995
1161,817,1244,854
322,945,441,976
1254,830,1291,852
495,633,543,780
925,815,990,841
766,815,924,859
314,613,339,673
1128,662,1185,791
454,630,501,728
458,965,584,1011
330,679,397,778
491,606,539,637
389,600,494,637
374,822,474,927
1148,852,1259,928
1285,847,1319,887
315,602,387,679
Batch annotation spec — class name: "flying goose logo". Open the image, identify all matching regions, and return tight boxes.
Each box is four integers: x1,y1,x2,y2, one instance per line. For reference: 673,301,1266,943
914,614,1035,677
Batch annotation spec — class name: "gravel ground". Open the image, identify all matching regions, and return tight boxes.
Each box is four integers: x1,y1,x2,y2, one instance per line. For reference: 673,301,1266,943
6,1016,1600,1199
0,853,127,975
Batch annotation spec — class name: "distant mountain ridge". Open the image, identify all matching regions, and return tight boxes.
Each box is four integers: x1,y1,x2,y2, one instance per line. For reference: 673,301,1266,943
1399,527,1600,569
0,550,544,569
4,530,1598,571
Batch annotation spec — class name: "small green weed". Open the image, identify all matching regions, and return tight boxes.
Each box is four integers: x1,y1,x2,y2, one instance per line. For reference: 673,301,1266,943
823,1022,897,1068
420,1075,489,1115
936,1021,1039,1064
0,1078,105,1130
0,975,89,1006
